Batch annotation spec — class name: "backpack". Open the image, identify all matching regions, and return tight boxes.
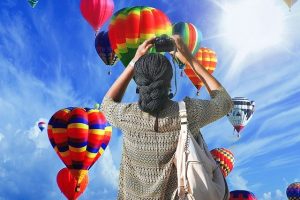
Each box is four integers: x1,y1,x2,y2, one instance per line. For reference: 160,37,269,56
173,101,229,200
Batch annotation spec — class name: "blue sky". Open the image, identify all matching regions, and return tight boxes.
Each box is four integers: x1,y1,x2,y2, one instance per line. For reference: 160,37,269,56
0,0,299,199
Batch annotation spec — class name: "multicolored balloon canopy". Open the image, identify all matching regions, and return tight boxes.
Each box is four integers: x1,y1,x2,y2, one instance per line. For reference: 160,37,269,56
57,168,89,200
287,182,300,200
95,31,118,67
38,121,46,132
210,148,234,177
184,47,217,93
80,0,114,32
227,97,255,137
48,107,112,188
28,0,39,8
172,22,202,55
108,6,172,66
229,190,257,200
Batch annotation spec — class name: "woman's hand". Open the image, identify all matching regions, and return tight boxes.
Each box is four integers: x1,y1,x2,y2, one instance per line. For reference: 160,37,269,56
132,38,155,62
171,35,194,65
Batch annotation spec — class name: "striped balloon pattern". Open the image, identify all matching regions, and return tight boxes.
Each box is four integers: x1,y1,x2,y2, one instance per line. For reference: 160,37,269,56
173,22,202,55
48,107,112,185
229,190,257,200
28,0,39,8
95,31,118,66
108,6,172,66
184,47,217,92
227,97,255,136
287,182,300,200
210,148,234,177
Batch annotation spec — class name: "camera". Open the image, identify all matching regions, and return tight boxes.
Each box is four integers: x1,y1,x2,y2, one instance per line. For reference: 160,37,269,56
154,34,176,52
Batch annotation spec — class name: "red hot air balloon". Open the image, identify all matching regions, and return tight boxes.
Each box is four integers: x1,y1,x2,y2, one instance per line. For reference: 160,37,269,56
80,0,114,32
210,148,234,177
229,190,257,200
57,168,89,200
48,107,112,193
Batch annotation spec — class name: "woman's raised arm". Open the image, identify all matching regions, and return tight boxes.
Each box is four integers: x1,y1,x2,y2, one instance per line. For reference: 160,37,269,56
104,38,154,102
171,35,223,95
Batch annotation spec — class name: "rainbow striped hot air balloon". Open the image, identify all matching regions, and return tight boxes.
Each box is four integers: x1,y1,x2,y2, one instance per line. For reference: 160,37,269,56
108,6,172,67
229,190,257,200
210,148,235,177
172,22,202,68
184,47,217,94
287,182,300,200
48,107,112,191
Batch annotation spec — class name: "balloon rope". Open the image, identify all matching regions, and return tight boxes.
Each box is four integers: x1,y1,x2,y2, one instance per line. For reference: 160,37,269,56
170,47,178,98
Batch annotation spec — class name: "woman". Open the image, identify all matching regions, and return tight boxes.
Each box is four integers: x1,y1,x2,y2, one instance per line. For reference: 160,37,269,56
101,35,233,199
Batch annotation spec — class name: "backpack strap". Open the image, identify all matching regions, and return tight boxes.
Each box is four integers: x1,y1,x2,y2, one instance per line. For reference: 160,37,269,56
179,101,187,129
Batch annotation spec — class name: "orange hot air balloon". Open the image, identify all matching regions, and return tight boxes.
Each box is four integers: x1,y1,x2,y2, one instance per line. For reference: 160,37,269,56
108,6,172,67
48,107,112,193
184,47,217,94
57,168,89,200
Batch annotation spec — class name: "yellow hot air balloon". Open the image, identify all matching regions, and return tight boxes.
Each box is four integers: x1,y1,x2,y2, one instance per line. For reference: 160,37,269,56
283,0,298,11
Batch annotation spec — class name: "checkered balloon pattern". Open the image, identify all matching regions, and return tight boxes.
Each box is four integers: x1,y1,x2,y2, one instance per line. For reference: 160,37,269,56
229,190,257,200
287,182,300,200
210,148,234,177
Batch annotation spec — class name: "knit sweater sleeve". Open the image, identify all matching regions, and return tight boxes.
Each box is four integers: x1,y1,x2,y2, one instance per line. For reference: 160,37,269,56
100,96,130,128
184,86,233,129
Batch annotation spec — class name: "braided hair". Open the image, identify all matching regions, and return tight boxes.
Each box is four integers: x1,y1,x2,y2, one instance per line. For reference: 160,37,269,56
134,53,173,115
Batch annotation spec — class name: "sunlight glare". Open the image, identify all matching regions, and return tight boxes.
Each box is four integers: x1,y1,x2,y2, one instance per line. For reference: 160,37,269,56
221,0,285,53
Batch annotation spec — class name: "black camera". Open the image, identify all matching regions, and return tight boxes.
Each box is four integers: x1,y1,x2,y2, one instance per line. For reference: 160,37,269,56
154,34,176,52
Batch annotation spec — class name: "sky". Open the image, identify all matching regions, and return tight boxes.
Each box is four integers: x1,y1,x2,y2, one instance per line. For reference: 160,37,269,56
0,0,299,199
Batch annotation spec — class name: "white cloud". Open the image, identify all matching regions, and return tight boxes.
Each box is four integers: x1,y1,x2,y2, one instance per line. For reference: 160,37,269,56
0,133,4,142
95,147,119,189
228,169,249,191
261,189,286,200
27,118,49,149
263,192,272,200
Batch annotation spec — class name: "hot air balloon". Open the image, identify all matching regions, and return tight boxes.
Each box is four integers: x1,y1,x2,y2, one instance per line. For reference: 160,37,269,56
108,6,172,67
283,0,298,11
57,168,89,200
95,31,118,74
80,0,114,32
229,190,257,200
172,22,202,68
94,103,100,110
287,182,300,200
28,0,39,8
48,107,112,193
38,121,46,132
184,47,217,94
227,97,255,137
210,148,234,177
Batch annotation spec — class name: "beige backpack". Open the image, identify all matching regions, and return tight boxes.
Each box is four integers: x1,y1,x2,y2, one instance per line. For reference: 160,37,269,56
173,101,229,200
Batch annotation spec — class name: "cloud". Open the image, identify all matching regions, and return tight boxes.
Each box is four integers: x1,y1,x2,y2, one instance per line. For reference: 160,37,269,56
0,133,4,143
26,118,50,149
227,169,250,191
95,147,119,189
261,189,286,200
